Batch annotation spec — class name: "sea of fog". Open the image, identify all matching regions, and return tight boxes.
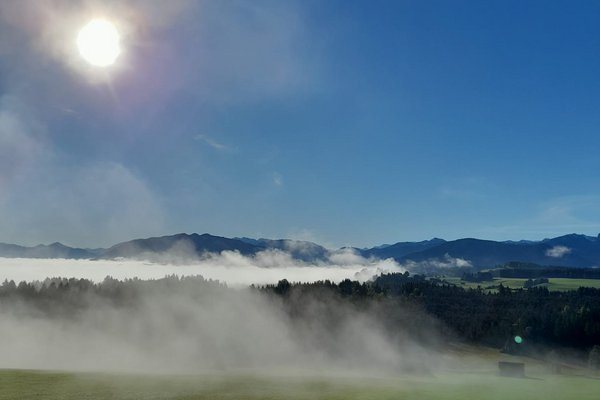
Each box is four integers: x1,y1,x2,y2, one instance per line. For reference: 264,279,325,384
0,249,404,286
0,251,433,374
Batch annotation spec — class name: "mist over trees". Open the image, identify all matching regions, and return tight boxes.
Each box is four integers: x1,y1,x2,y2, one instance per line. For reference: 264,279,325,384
1,272,599,367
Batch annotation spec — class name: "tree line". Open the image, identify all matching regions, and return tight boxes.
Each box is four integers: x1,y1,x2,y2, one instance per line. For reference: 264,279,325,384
265,272,600,356
2,272,600,362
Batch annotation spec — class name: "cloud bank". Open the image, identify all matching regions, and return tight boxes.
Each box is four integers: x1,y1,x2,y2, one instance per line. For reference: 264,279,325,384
0,249,403,287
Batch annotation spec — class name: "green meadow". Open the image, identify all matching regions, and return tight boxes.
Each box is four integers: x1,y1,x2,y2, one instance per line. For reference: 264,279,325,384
2,362,599,400
443,277,600,292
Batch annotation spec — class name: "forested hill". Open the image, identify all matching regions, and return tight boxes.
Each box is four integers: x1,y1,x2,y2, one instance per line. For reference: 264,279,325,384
2,273,599,359
265,273,600,353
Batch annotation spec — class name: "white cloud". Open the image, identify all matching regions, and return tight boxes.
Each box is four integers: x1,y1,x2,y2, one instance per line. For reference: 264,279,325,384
402,254,472,273
546,245,571,258
328,248,368,265
0,250,405,287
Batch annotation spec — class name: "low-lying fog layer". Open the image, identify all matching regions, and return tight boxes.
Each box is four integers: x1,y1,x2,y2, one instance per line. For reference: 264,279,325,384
0,251,451,375
0,275,444,374
0,249,403,286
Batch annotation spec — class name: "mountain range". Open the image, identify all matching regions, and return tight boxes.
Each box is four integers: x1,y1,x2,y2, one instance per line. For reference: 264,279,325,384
1,232,600,269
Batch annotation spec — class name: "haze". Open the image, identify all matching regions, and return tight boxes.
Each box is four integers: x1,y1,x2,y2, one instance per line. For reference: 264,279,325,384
2,1,600,398
1,1,600,248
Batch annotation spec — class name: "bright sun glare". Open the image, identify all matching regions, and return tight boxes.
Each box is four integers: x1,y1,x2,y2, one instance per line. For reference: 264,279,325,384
77,19,120,67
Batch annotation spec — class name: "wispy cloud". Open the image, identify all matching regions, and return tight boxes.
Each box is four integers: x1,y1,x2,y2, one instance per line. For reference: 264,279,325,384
473,194,600,240
439,177,498,201
272,172,283,187
536,195,600,225
194,134,229,151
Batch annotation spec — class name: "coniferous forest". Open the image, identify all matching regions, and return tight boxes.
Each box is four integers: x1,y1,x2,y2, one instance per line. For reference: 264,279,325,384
2,273,599,364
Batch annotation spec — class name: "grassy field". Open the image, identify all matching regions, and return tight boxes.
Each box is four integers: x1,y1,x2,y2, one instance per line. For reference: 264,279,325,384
443,277,600,292
545,278,600,291
1,366,599,400
2,346,600,400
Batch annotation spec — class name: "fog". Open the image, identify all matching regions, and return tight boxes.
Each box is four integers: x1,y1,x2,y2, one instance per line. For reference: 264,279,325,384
0,274,446,376
0,249,403,287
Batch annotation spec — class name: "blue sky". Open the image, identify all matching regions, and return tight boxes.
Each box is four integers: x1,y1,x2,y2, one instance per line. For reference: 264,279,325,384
0,0,599,248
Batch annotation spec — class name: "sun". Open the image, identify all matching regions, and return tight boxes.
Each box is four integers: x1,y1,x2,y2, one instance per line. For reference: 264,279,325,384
77,19,121,67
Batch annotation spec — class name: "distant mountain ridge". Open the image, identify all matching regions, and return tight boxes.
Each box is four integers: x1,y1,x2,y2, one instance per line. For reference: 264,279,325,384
0,233,330,262
102,233,260,259
0,242,100,259
360,238,447,260
1,232,599,268
394,234,600,268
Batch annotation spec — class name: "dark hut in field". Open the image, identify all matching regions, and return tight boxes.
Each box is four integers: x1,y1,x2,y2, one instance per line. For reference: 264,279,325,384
498,361,525,378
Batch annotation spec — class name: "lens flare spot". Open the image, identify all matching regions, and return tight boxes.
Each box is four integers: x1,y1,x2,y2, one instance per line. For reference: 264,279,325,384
514,335,523,344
